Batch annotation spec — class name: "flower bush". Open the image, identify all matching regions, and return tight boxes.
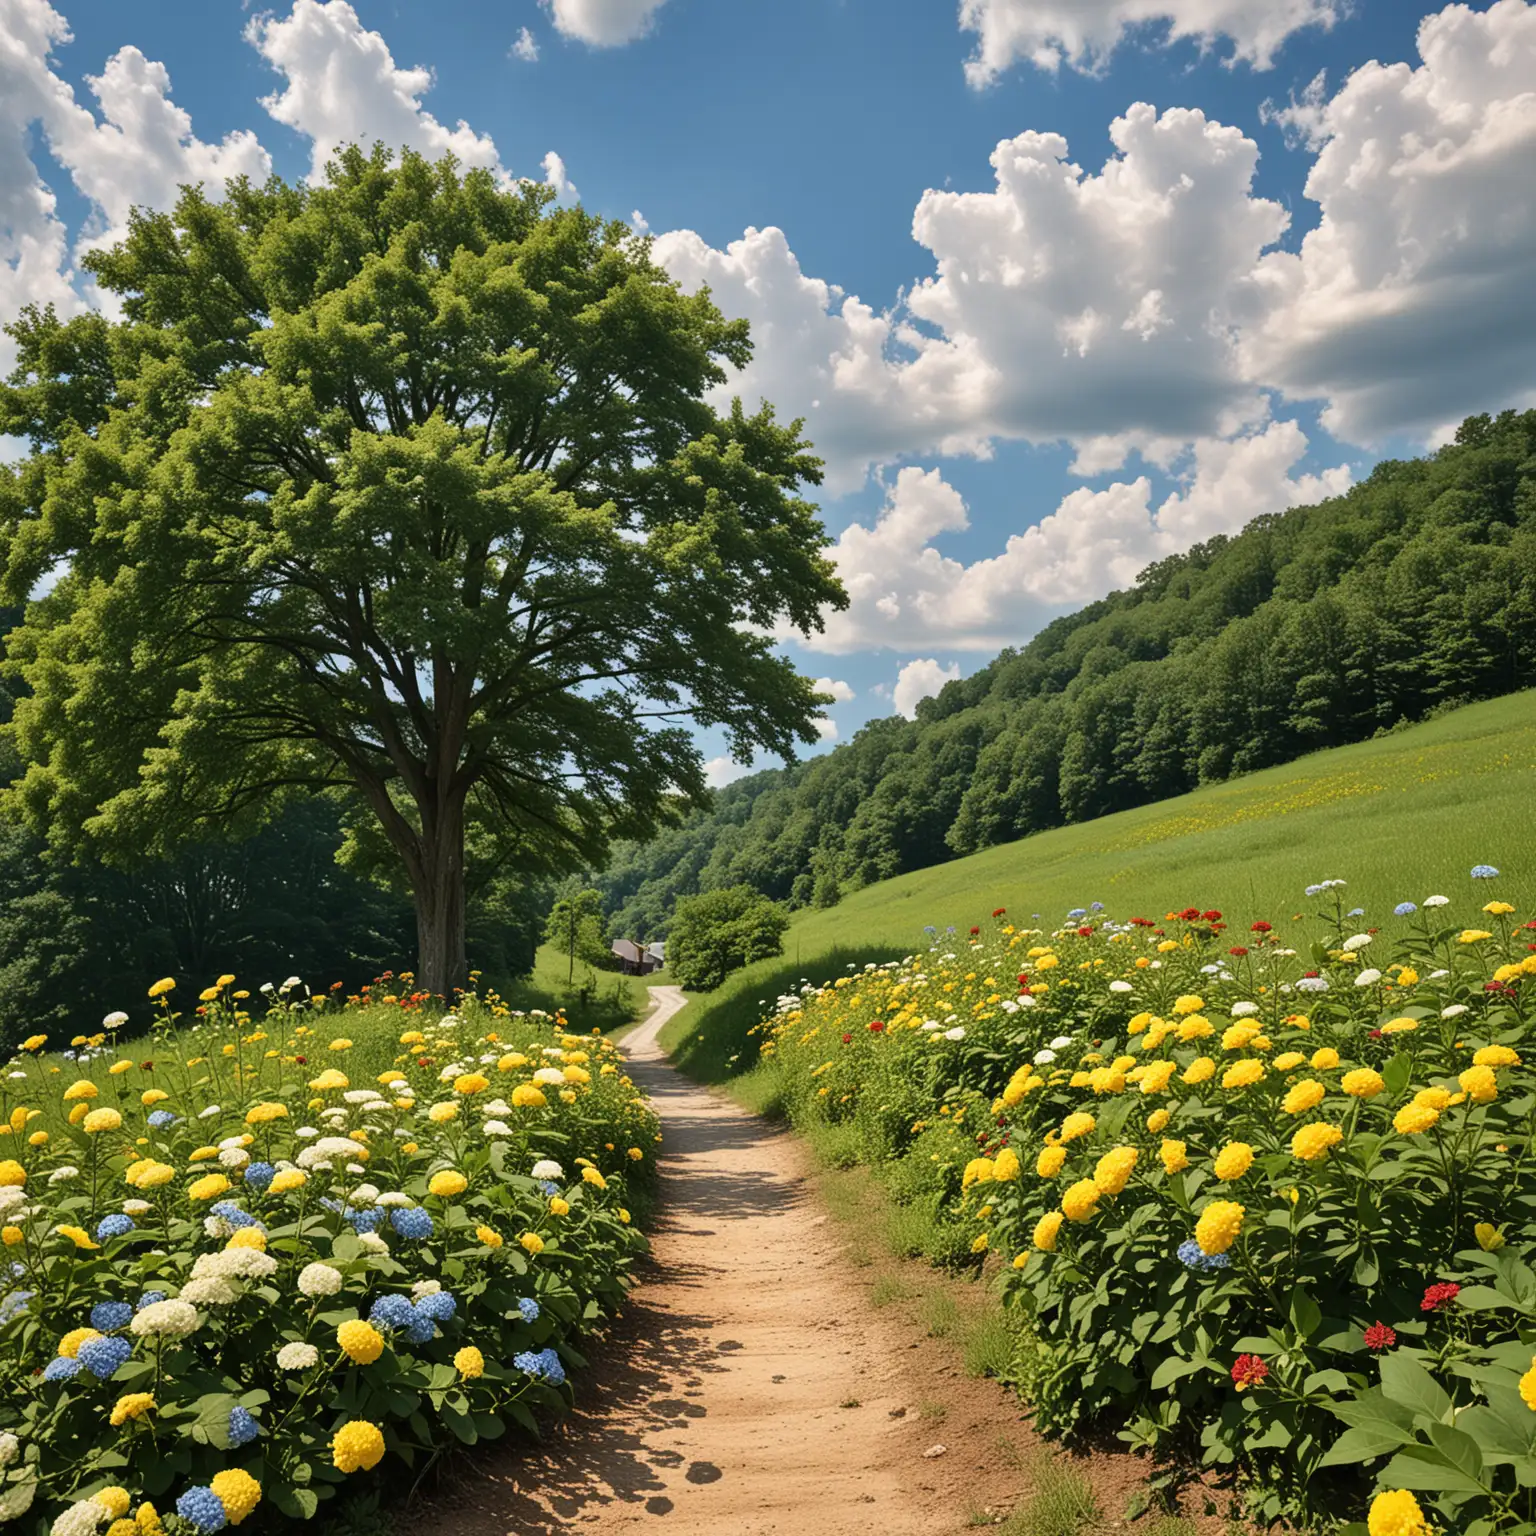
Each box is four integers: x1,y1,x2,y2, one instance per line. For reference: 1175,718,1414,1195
749,875,1536,1529
0,977,657,1532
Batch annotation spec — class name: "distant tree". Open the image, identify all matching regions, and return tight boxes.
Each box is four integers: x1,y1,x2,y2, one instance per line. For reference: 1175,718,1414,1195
0,145,845,995
667,885,789,992
544,888,611,986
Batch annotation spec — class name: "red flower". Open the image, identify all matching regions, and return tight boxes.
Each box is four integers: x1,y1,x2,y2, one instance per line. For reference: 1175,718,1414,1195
1368,1028,1384,1040
1363,1322,1398,1352
330,981,344,991
1179,907,1201,922
1077,926,1094,938
1302,969,1320,979
1229,946,1249,957
1421,1282,1461,1313
1250,921,1273,933
1202,910,1222,922
969,926,980,936
1017,974,1029,986
141,1061,154,1071
868,1020,886,1033
294,1056,307,1065
841,1033,853,1045
1231,1354,1269,1390
418,1056,431,1067
992,907,1007,918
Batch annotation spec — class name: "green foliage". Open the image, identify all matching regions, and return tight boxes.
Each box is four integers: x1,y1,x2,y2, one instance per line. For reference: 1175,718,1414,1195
543,889,611,987
0,144,844,993
665,885,791,992
596,409,1536,936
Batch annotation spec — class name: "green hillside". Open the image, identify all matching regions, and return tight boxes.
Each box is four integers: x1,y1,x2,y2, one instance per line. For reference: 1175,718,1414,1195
662,689,1536,1076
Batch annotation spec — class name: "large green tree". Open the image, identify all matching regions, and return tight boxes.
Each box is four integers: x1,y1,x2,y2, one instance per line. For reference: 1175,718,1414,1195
0,146,844,993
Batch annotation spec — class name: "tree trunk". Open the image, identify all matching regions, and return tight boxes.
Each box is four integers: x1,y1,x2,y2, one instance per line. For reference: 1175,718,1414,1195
413,796,469,998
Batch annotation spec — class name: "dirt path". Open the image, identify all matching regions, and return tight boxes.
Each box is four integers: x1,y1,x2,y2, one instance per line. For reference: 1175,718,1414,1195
430,985,1036,1534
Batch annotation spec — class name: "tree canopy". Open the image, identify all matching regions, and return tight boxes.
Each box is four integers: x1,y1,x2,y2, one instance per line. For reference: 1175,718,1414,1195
0,145,845,992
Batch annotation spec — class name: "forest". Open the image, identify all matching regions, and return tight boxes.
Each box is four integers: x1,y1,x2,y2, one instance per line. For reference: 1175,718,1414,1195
596,408,1536,939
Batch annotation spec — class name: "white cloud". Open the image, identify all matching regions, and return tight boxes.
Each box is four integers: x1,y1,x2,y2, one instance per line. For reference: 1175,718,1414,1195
246,0,503,182
959,0,1339,82
511,27,540,62
544,0,670,47
813,677,856,703
541,149,578,202
1247,0,1536,442
703,754,752,789
630,208,649,235
813,716,838,742
807,423,1350,655
894,659,962,719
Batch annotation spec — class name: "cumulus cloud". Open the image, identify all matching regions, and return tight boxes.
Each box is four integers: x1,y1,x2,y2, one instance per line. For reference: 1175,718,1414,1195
543,0,669,47
246,0,503,181
1247,0,1536,442
541,149,578,202
813,716,838,742
704,754,752,789
959,0,1339,82
894,659,962,719
813,677,856,703
807,423,1350,655
511,27,540,62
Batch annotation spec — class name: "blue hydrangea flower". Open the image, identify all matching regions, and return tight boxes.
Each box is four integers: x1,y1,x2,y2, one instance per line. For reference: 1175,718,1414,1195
391,1207,433,1240
404,1312,437,1345
539,1181,560,1197
1394,902,1418,916
1090,901,1105,912
227,1405,261,1447
1067,908,1087,919
1176,1239,1232,1273
1472,865,1501,879
346,1206,386,1234
209,1201,263,1231
146,1110,177,1128
137,1290,166,1310
514,1347,565,1384
1347,907,1365,918
177,1486,229,1533
243,1162,276,1191
78,1335,133,1380
370,1295,416,1330
415,1290,456,1323
95,1214,135,1242
90,1300,134,1332
43,1356,83,1381
517,1297,540,1324
0,1290,33,1325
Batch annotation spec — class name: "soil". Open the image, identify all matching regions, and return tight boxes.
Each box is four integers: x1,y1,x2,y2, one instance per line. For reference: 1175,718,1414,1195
421,986,1236,1535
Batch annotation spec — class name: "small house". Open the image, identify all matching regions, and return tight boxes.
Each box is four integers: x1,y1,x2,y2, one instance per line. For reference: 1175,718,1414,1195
610,938,661,975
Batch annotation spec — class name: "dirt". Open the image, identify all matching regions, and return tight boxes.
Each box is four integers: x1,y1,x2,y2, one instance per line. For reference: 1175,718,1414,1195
422,986,1234,1535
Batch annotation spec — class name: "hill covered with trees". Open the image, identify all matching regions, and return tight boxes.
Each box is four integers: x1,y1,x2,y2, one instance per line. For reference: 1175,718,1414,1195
598,407,1536,939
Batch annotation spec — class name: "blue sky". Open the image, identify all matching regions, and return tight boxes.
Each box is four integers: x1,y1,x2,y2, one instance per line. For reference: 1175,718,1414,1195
4,0,1534,781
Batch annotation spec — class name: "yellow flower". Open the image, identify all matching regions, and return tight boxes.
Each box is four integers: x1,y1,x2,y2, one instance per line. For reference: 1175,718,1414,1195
427,1101,460,1123
1221,1059,1265,1090
1059,1112,1095,1142
1061,1179,1101,1222
110,1392,156,1426
582,1167,608,1190
188,1174,232,1202
0,1160,25,1188
1282,1079,1326,1115
427,1170,468,1199
270,1169,306,1194
60,1326,102,1357
1380,1019,1418,1035
1341,1068,1385,1099
63,1080,99,1101
147,978,176,998
511,1085,547,1108
328,1038,353,1052
1310,1047,1340,1069
337,1321,385,1364
992,1148,1021,1182
1460,1065,1499,1104
332,1419,386,1473
199,987,219,1003
1172,995,1204,1015
1036,1144,1067,1178
1291,1122,1345,1161
1393,1104,1440,1135
1159,1139,1189,1175
136,1503,162,1535
1092,1146,1138,1196
245,1102,288,1125
971,1232,989,1254
308,1069,348,1091
216,973,235,987
475,1224,503,1247
108,1061,134,1076
83,1107,123,1135
454,1346,485,1380
1474,1044,1520,1068
209,1470,261,1526
1475,1222,1506,1252
1146,1108,1171,1134
125,1160,174,1189
1137,1060,1178,1095
1221,1022,1260,1052
1367,1489,1430,1536
1483,901,1516,916
56,1224,99,1250
1414,1087,1452,1111
1212,1142,1255,1181
549,1196,570,1216
98,1490,132,1519
520,1232,546,1255
1194,1199,1244,1256
1271,1052,1306,1072
1182,1057,1215,1085
1033,1210,1064,1251
20,1035,46,1051
1176,1016,1214,1042
228,1227,267,1252
453,1073,490,1095
2,1227,22,1246
1458,929,1493,944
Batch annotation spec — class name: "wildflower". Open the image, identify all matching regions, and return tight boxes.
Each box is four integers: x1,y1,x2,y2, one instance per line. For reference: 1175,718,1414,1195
1394,902,1417,916
1061,1179,1101,1222
130,1301,199,1338
1231,1354,1269,1391
1182,1057,1215,1084
1459,1065,1498,1103
78,1336,134,1379
55,1224,99,1250
1059,1113,1094,1144
1194,1200,1244,1256
297,1262,343,1297
427,1170,468,1198
175,1489,226,1533
337,1320,385,1364
1092,1146,1138,1196
276,1341,320,1370
209,1470,261,1526
1341,1068,1384,1099
1522,1358,1536,1412
455,1346,485,1379
1212,1143,1254,1181
1471,865,1500,879
1474,1043,1520,1068
110,1392,156,1425
227,1406,261,1448
1459,929,1494,944
1033,1211,1064,1251
520,1231,546,1254
332,1418,387,1473
1159,1140,1189,1174
1475,1222,1506,1252
1291,1122,1344,1161
1036,1144,1066,1178
1221,1060,1265,1090
1393,1104,1440,1135
1363,1322,1397,1352
1146,1108,1171,1134
1176,1238,1230,1272
1367,1491,1430,1536
1421,1281,1460,1313
188,1174,232,1202
96,1214,135,1242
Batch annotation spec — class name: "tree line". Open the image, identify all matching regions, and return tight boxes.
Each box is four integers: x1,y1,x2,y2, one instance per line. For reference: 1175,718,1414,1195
597,408,1536,936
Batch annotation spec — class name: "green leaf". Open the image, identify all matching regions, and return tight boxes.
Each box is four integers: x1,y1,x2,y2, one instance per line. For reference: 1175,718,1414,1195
1319,1424,1413,1467
271,1485,321,1520
1428,1423,1484,1482
1379,1353,1453,1425
1150,1356,1200,1390
1456,1285,1523,1314
1289,1288,1322,1340
1380,1448,1486,1494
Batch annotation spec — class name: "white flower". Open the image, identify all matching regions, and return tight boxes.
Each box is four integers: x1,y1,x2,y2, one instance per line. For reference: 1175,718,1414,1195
1229,1002,1259,1017
260,982,276,995
122,1199,151,1216
1429,969,1450,980
180,1274,241,1307
198,1104,222,1120
1423,895,1450,908
1341,933,1372,952
357,1231,389,1254
1200,964,1222,975
1017,994,1037,1008
219,1148,251,1170
131,1299,199,1337
280,975,302,992
481,1099,512,1117
531,1160,563,1181
348,1183,381,1206
295,1126,318,1139
943,1026,966,1042
217,1135,247,1150
533,1067,567,1086
297,1262,343,1297
1296,977,1329,993
483,1120,512,1137
6,1071,25,1080
377,1191,411,1207
276,1341,320,1371
102,1011,129,1030
920,1020,942,1031
48,1166,79,1185
296,1136,365,1169
1032,1049,1057,1066
345,1162,366,1175
51,1498,111,1536
1442,1003,1470,1019
540,1047,565,1058
1048,1035,1074,1050
1354,969,1383,986
411,1279,442,1298
438,1014,460,1029
193,1248,276,1282
0,1430,18,1467
1108,980,1133,994
343,1090,384,1105
0,1187,24,1214
204,1215,233,1239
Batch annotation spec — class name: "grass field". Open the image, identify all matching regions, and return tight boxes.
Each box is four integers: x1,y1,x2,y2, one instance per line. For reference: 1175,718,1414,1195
663,689,1536,1081
504,944,652,1033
